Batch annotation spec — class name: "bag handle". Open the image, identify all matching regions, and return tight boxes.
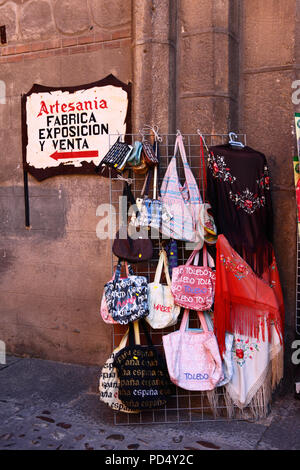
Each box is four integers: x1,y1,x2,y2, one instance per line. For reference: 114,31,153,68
153,140,160,200
154,249,171,286
129,319,154,348
185,242,203,266
129,321,141,347
186,243,215,269
180,309,209,333
199,136,207,203
173,134,188,165
113,260,134,282
114,329,129,353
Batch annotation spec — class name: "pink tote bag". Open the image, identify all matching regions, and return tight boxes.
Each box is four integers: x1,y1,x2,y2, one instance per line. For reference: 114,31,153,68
171,243,216,311
160,134,204,243
162,310,223,391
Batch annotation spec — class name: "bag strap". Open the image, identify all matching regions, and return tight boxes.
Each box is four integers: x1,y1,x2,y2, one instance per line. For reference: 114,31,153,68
199,136,207,203
185,242,203,266
129,321,140,347
114,260,134,281
180,309,209,333
139,318,154,347
202,243,208,268
154,249,171,286
129,319,152,348
174,134,188,165
140,169,153,198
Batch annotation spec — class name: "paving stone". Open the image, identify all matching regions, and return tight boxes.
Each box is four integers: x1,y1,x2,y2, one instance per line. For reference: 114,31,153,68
0,356,299,450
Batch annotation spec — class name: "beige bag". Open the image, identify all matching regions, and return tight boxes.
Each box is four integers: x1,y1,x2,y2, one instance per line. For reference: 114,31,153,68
99,329,139,414
146,249,181,329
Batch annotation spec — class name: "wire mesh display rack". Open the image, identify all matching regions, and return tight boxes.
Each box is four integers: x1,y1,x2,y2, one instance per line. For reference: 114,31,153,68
105,132,259,426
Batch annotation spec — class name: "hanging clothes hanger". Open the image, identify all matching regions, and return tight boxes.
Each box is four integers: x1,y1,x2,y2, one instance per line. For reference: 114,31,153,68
228,132,245,148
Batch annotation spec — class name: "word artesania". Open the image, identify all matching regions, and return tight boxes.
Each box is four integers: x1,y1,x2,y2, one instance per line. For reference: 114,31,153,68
37,97,108,116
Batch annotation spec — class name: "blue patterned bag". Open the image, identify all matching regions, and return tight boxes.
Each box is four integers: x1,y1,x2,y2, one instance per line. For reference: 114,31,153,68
104,261,149,325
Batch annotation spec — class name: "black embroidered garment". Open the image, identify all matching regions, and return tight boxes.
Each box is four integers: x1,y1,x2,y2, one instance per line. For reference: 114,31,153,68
206,144,273,276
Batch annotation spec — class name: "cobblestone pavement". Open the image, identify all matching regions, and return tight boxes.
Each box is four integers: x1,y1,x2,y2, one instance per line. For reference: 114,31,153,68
0,355,299,451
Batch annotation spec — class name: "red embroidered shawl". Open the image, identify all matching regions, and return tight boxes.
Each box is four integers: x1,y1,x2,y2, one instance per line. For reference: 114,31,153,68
214,235,284,356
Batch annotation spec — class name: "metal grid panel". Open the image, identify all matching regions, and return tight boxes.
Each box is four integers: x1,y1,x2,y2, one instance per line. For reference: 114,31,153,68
105,133,261,425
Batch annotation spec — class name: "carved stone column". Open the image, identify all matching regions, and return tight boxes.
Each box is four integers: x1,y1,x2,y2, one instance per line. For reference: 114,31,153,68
132,0,177,134
176,0,240,134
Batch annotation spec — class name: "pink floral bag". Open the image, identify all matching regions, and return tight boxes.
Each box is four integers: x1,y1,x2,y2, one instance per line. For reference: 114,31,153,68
171,243,216,311
162,309,223,391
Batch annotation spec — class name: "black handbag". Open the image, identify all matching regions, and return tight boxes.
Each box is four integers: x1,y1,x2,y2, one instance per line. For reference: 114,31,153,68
112,182,153,262
113,320,173,410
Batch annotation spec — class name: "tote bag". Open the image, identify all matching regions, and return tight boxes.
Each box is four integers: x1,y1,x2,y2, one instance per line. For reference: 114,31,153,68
99,330,139,414
100,262,132,324
146,249,181,329
171,243,216,311
160,134,204,243
162,309,223,391
114,320,173,410
104,260,149,325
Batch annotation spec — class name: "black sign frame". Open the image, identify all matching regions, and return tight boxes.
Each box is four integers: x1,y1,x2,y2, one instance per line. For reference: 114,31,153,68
21,74,132,182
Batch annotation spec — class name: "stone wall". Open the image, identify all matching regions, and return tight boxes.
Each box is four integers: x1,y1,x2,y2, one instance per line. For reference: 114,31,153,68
0,0,132,365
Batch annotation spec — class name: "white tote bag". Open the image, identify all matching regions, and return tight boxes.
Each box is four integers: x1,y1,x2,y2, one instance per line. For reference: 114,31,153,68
146,249,181,329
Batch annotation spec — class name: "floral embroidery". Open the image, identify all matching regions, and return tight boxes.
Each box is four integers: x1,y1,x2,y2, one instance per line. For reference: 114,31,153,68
233,337,260,367
229,188,266,214
208,152,236,183
220,254,251,280
208,151,271,215
256,166,270,191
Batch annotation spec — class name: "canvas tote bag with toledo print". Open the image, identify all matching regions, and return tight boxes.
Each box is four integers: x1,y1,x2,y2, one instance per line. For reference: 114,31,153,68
163,309,223,391
171,243,216,311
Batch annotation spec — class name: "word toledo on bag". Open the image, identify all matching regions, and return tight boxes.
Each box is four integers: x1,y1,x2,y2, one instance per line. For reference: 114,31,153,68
104,260,149,325
171,243,216,311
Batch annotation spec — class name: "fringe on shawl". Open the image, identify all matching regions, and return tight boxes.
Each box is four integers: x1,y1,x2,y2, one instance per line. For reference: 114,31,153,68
215,304,283,358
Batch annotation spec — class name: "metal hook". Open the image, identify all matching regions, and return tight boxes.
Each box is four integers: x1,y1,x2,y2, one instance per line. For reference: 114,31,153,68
116,174,133,184
142,124,163,142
